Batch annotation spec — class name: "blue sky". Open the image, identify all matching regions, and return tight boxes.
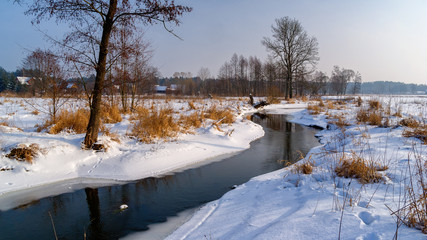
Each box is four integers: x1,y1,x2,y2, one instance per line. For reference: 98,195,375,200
1,0,426,84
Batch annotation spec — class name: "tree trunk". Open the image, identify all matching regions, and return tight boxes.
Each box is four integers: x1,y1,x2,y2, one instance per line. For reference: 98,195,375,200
83,1,117,149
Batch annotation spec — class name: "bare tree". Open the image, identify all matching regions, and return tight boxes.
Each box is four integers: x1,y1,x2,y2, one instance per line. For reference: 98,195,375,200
330,66,356,95
197,67,211,81
23,49,68,122
309,71,328,95
262,17,319,99
352,71,362,95
25,0,191,148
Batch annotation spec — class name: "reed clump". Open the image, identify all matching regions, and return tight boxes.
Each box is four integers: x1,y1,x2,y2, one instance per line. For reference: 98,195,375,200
130,107,180,143
37,109,90,134
335,154,385,184
204,105,235,124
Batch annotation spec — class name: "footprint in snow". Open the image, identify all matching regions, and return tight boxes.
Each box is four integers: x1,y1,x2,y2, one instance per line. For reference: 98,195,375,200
358,211,378,225
356,232,381,240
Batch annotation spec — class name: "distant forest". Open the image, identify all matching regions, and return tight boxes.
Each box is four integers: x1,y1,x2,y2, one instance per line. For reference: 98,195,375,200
1,65,426,97
347,81,427,95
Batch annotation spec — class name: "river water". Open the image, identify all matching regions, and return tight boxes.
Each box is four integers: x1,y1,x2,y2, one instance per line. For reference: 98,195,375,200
0,114,319,240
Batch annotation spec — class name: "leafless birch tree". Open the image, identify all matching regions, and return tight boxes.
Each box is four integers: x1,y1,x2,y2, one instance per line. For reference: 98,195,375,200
262,17,319,99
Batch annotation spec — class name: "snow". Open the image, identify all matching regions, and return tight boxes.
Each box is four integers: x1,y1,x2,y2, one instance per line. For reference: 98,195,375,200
166,96,427,239
1,95,426,239
0,97,264,210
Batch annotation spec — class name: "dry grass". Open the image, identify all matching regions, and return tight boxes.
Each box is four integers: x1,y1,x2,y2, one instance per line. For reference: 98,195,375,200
0,121,9,127
356,108,383,126
188,101,197,110
400,117,420,128
307,104,321,115
204,105,235,124
293,162,314,174
300,95,308,102
326,100,336,110
356,96,363,107
329,114,350,128
130,107,180,143
6,143,40,164
180,112,204,131
368,99,381,110
403,125,427,144
130,106,149,121
356,108,369,123
368,111,382,125
38,109,90,134
31,110,40,115
396,146,427,233
101,103,122,124
335,154,384,184
287,98,296,104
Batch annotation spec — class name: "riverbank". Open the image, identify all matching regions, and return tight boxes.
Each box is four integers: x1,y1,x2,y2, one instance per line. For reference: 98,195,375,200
166,96,427,239
0,97,265,204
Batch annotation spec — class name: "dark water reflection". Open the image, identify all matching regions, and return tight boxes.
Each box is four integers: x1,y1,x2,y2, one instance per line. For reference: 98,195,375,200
0,114,319,240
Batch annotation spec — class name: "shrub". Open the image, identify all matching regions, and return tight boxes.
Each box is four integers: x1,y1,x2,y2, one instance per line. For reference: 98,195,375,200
335,154,384,184
130,107,180,143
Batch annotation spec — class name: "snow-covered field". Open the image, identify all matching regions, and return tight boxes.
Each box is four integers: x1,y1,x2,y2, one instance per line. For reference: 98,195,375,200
0,97,265,210
167,95,427,239
1,95,426,239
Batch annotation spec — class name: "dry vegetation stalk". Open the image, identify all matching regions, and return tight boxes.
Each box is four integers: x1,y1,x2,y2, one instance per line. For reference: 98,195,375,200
403,146,427,233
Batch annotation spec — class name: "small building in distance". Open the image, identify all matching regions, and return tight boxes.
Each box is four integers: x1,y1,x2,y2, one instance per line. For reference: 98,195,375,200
16,77,34,85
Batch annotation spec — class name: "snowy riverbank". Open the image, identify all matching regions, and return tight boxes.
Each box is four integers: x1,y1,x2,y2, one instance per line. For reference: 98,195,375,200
166,96,427,239
0,97,264,209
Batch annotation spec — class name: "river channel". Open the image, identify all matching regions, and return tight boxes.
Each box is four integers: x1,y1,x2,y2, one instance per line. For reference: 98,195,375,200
0,114,320,240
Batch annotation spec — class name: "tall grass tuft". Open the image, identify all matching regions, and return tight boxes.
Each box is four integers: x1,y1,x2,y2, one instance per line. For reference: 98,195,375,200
204,105,235,124
335,154,385,184
101,103,122,124
38,109,90,134
130,107,180,143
